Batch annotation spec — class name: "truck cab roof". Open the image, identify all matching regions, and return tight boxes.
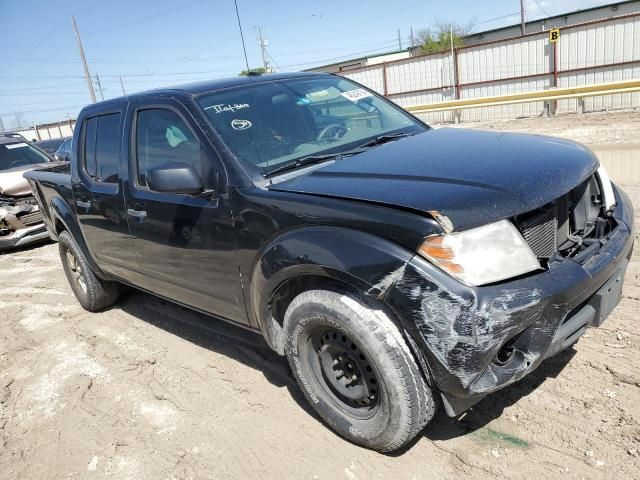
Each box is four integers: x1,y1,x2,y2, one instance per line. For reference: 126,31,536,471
84,72,331,112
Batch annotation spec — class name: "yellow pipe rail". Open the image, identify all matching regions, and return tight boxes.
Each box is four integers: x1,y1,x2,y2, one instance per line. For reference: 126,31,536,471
405,79,640,113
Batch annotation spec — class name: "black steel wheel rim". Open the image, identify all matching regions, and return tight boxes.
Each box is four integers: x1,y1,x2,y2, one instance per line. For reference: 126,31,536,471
306,327,380,419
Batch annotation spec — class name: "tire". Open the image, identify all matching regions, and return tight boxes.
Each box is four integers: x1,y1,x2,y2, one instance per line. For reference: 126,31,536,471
58,230,120,312
283,289,435,452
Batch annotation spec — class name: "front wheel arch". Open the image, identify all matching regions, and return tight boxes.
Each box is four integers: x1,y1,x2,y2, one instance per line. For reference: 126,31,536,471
248,226,417,352
260,269,372,355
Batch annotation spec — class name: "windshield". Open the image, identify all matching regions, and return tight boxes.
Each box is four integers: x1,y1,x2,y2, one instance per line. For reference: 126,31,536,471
198,76,426,176
0,141,50,171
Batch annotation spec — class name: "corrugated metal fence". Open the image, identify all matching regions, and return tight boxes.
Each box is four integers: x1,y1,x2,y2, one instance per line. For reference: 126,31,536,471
335,12,640,123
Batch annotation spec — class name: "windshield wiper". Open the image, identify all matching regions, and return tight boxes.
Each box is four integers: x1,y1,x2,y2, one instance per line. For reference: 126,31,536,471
357,132,413,149
265,153,343,177
264,134,411,178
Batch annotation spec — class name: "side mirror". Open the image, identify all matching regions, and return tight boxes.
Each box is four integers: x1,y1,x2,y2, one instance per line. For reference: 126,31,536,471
146,161,204,195
54,153,67,162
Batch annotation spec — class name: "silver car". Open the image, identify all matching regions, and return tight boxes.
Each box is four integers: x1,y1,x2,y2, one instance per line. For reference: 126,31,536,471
0,134,59,249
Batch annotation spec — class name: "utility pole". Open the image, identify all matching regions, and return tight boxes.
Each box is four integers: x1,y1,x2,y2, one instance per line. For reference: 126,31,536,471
410,27,415,47
520,0,526,35
257,25,268,72
119,75,126,95
0,116,4,133
66,112,74,133
71,15,97,103
94,74,104,101
397,28,402,50
450,24,455,97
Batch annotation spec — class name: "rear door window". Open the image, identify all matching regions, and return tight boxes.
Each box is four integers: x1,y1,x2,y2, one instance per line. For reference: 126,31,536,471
82,113,121,183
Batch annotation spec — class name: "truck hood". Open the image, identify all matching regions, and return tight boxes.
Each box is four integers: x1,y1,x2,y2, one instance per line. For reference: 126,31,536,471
268,128,599,231
0,163,52,197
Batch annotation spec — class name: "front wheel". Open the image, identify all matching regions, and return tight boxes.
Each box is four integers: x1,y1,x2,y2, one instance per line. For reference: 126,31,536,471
283,289,435,452
58,231,120,312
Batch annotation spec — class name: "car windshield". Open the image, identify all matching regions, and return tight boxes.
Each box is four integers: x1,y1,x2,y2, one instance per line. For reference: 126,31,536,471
198,76,426,176
0,141,50,171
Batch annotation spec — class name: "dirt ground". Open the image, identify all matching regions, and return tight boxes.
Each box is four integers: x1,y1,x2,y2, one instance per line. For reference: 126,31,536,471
447,109,640,146
1,111,640,480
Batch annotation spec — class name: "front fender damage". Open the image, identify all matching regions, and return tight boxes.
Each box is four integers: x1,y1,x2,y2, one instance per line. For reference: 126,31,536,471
384,256,575,416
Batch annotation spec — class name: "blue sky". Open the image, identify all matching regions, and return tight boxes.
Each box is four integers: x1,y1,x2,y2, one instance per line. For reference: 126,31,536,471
0,0,615,127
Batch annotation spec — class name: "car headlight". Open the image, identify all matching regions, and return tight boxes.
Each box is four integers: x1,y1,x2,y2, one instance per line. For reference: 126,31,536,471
596,165,616,212
417,219,541,286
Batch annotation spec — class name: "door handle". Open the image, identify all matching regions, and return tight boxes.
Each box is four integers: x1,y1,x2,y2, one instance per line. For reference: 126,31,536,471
127,208,147,222
76,200,92,211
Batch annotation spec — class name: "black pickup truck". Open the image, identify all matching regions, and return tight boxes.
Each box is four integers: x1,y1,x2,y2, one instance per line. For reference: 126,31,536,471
25,72,634,452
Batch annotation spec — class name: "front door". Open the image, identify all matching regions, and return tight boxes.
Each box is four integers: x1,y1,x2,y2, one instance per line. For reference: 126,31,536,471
124,102,246,324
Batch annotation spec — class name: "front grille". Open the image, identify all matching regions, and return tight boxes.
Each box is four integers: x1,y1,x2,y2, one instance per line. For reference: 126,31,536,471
0,195,38,207
519,206,558,257
515,173,616,262
45,163,71,174
17,210,43,226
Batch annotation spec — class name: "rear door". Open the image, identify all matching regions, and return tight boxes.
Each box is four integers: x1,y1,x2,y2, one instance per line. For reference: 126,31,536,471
73,110,137,279
123,100,246,325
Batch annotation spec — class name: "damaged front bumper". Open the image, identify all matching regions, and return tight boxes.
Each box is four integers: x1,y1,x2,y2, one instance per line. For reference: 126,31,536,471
0,199,49,250
387,185,634,416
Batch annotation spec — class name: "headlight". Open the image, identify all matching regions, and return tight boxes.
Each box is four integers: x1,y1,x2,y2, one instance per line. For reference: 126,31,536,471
596,165,616,212
417,219,541,286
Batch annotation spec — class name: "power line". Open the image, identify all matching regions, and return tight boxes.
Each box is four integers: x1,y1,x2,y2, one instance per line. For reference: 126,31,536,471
0,38,399,64
0,104,87,118
267,51,282,72
0,41,407,91
0,68,235,80
234,0,251,74
533,0,551,18
17,17,69,60
0,91,91,97
278,44,411,69
83,0,208,37
0,82,87,93
472,11,521,28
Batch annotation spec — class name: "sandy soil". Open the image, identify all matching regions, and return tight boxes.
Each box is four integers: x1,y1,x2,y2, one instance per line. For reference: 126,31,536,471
1,111,640,479
446,109,640,147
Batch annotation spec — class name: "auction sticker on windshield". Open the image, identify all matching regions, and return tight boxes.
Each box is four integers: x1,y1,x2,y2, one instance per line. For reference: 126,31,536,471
4,143,28,149
341,88,373,102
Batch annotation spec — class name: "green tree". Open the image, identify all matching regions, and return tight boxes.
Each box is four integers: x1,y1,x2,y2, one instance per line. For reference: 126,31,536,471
239,67,268,76
415,21,473,54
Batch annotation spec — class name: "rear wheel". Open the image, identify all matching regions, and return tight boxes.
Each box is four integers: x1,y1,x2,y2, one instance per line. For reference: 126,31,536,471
283,289,435,452
58,231,119,311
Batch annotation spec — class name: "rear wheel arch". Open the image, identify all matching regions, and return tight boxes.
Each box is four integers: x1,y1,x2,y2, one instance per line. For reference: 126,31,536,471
49,198,109,280
54,217,66,235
